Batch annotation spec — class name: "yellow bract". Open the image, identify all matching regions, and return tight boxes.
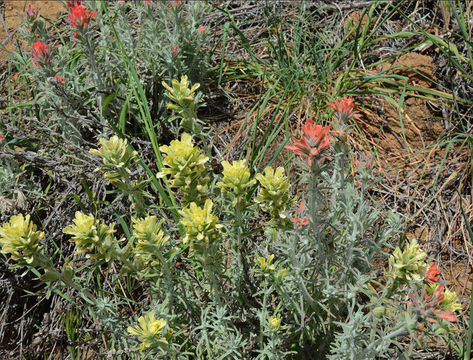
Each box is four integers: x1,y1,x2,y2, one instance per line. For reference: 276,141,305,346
133,215,168,247
162,75,200,104
269,314,282,329
179,199,222,246
441,287,462,312
255,166,292,220
127,312,168,351
63,211,119,262
386,239,428,282
132,215,169,271
162,75,202,132
427,284,463,313
255,254,275,271
158,133,209,206
89,136,137,185
217,159,256,199
0,214,44,264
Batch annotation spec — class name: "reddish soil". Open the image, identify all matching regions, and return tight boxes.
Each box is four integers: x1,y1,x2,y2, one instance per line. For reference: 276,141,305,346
0,0,64,61
361,52,444,160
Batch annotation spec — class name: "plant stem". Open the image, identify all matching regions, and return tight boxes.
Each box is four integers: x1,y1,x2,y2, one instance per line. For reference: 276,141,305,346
365,326,408,353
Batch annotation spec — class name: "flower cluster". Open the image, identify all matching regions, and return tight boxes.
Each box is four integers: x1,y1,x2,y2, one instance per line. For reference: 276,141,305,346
409,283,459,323
89,136,138,186
285,118,332,167
255,254,275,272
290,201,309,230
24,5,40,21
54,74,65,83
132,215,169,276
381,240,462,326
67,1,97,29
328,96,360,124
168,0,183,9
127,312,170,351
158,133,209,206
162,75,202,132
171,45,180,55
32,40,51,66
217,159,256,206
255,166,292,222
179,199,223,250
269,314,282,330
386,238,428,283
0,214,45,265
63,212,120,262
354,153,372,169
425,262,440,284
179,199,223,260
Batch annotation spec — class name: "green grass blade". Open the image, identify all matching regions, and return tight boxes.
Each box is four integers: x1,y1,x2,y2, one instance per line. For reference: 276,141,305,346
106,15,179,221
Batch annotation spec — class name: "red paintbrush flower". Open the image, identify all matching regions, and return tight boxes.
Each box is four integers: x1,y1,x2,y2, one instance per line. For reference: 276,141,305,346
24,5,40,21
32,40,51,66
54,74,65,83
291,201,309,230
67,1,97,29
426,262,440,284
285,118,332,167
328,96,360,123
408,283,457,323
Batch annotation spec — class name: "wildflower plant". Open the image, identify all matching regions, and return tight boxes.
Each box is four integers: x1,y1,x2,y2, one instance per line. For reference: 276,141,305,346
89,136,146,213
63,211,120,262
0,96,463,358
162,75,204,135
131,214,171,280
158,133,210,206
179,199,223,253
127,312,171,352
285,118,332,168
386,238,429,283
255,254,275,273
217,159,256,208
255,166,293,229
10,0,212,147
0,214,45,266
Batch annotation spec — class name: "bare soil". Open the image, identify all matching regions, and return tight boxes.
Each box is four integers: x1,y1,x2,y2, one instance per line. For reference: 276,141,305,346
0,0,64,61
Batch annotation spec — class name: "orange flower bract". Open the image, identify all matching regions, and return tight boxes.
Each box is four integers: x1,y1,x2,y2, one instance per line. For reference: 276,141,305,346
291,202,309,230
328,96,360,123
67,1,97,29
426,262,440,284
32,40,51,66
285,118,332,167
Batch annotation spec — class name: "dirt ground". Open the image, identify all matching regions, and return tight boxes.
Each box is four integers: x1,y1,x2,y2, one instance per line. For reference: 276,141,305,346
0,0,64,61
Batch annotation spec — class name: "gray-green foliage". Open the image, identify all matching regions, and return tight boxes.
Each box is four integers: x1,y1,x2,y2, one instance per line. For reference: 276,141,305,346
0,160,19,198
12,1,212,142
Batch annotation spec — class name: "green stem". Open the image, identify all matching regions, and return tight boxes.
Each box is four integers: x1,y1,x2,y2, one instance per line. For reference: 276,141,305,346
365,326,408,353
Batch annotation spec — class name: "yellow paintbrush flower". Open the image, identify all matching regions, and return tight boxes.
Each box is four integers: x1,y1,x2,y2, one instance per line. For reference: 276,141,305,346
386,239,428,283
63,211,119,262
132,215,169,270
127,312,169,351
255,166,292,220
158,133,209,206
179,199,223,247
217,159,256,205
0,214,44,264
89,135,137,185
